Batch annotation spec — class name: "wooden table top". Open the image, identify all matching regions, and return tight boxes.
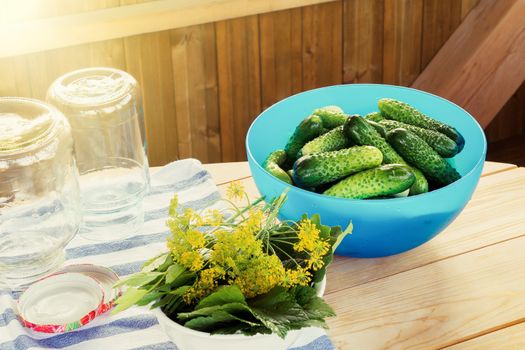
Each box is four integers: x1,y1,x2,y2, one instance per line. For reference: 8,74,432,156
202,161,525,350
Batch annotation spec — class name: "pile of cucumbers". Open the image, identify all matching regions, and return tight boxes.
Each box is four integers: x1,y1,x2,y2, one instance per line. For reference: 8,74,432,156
262,98,465,199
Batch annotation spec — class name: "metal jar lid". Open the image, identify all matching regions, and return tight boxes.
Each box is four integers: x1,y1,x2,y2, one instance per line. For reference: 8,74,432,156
18,272,105,333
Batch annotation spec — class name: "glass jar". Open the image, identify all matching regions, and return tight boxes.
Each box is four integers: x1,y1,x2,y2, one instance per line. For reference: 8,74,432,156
0,98,80,287
47,68,150,241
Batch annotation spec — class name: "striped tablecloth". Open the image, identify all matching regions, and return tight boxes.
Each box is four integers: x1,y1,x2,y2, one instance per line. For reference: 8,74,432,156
0,159,334,350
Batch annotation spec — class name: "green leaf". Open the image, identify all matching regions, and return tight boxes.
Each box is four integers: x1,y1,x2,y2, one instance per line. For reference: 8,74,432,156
184,310,259,332
142,252,169,271
113,271,163,288
195,285,246,310
169,285,191,295
165,263,186,284
178,302,251,321
136,292,161,306
333,221,352,252
112,288,149,314
292,286,335,320
248,287,309,338
157,254,174,272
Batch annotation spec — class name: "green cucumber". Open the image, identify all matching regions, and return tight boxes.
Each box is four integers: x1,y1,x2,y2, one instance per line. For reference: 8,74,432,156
312,108,349,129
386,128,461,186
284,115,323,165
365,119,386,138
378,98,464,151
299,126,350,156
364,112,385,123
344,115,428,195
379,119,458,158
344,115,405,164
323,164,416,199
293,146,383,187
263,150,293,184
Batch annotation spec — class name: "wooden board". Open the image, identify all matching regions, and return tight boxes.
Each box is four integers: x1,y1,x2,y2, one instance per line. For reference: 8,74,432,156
326,235,525,349
343,0,384,83
461,0,480,19
382,0,424,85
259,8,303,110
0,0,340,58
171,24,221,163
301,1,343,90
421,0,461,68
216,16,262,162
481,161,517,176
485,82,525,143
445,321,525,349
413,0,525,127
3,0,524,165
124,31,178,166
204,162,252,185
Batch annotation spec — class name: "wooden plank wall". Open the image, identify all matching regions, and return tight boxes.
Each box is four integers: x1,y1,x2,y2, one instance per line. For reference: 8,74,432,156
0,0,522,165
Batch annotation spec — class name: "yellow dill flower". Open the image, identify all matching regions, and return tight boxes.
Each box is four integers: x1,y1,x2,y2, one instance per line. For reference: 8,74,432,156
185,229,206,249
294,219,320,252
211,228,262,267
168,195,179,216
226,180,245,201
180,251,204,272
281,267,312,288
234,254,284,298
306,251,326,271
242,209,264,232
203,209,223,226
184,266,226,304
293,219,330,272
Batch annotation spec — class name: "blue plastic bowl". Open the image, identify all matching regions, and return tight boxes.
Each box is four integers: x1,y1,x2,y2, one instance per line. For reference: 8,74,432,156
246,84,487,258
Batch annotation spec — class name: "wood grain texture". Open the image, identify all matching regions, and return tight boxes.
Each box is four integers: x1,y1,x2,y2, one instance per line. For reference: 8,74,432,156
203,162,252,185
445,321,525,349
124,31,178,166
1,0,523,165
259,8,303,110
413,0,525,127
461,0,480,19
216,16,261,162
421,0,462,68
0,0,339,58
481,160,518,176
171,24,220,163
383,0,424,85
485,82,525,143
301,1,343,90
343,0,384,83
326,234,525,349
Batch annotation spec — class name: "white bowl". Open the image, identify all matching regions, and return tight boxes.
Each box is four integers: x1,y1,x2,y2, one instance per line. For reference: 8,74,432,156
154,277,327,350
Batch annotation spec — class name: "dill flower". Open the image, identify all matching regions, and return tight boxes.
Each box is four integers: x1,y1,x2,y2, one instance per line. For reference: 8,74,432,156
281,267,312,288
226,180,245,201
180,251,204,272
203,209,223,226
234,254,285,298
293,219,330,271
184,266,226,303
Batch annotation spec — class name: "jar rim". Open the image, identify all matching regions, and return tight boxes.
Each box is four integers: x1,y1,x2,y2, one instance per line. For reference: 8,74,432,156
47,67,137,110
0,97,64,159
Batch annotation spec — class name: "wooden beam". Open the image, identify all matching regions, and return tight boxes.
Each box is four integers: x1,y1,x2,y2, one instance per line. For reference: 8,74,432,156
412,0,525,128
0,0,337,59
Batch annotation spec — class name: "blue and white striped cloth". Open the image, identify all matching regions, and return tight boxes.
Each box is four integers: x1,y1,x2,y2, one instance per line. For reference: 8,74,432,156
0,159,334,350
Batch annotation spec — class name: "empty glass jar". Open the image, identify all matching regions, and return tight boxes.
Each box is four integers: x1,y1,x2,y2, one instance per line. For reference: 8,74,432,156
47,68,150,241
0,98,80,287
